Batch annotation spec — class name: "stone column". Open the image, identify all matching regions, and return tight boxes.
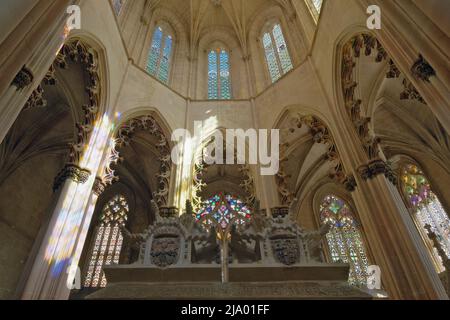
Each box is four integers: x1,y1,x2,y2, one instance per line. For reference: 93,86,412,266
0,0,74,144
358,0,450,134
328,104,448,299
19,116,114,300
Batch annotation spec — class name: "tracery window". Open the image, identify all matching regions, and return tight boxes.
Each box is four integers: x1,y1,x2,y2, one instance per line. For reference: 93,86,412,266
112,0,124,16
146,25,174,84
196,194,251,229
320,195,369,286
208,49,232,100
305,0,323,21
262,23,293,83
84,195,129,288
400,164,450,271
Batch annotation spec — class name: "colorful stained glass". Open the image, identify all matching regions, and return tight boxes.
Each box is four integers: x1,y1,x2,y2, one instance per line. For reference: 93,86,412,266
219,50,231,99
84,195,129,288
320,195,369,287
208,50,219,100
401,164,450,268
208,49,232,100
262,24,293,83
146,27,173,84
263,33,281,82
196,194,252,230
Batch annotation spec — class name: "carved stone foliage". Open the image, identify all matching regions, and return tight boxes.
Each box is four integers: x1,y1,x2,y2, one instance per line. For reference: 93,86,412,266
239,165,256,207
94,138,121,196
24,40,102,169
53,164,91,191
294,115,357,192
23,85,46,110
11,66,34,90
192,160,207,212
275,161,294,205
411,55,436,83
93,177,106,196
400,79,426,104
357,159,398,185
191,145,257,211
341,34,427,161
115,115,172,207
56,40,102,165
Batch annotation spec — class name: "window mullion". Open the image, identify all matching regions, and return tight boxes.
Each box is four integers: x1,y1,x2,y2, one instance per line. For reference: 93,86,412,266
156,33,166,78
271,31,283,77
217,52,221,99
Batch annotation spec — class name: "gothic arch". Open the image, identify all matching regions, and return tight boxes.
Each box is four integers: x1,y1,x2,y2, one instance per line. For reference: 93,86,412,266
0,36,107,299
273,107,356,208
190,127,257,212
111,111,174,207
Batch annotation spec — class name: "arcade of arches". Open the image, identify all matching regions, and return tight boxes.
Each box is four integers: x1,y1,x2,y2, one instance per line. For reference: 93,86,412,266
0,0,449,300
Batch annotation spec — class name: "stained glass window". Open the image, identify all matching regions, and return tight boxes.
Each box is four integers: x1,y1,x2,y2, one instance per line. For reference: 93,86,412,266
306,0,323,21
262,24,293,83
84,195,129,288
208,49,232,100
112,0,124,16
400,164,450,270
146,26,173,84
320,195,369,287
196,194,251,230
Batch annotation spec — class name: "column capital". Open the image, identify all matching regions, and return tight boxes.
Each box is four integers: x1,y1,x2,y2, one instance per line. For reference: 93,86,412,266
11,66,34,91
53,164,91,192
411,54,436,83
357,159,398,186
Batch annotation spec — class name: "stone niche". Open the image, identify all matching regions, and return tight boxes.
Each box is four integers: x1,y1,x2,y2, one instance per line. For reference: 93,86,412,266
86,205,372,300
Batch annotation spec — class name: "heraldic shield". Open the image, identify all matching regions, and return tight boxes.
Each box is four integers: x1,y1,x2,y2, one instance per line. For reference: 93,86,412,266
150,235,180,268
270,235,300,266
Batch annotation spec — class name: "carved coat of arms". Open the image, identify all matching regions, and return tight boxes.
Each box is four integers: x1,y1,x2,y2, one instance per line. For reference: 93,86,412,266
150,236,180,268
271,237,300,266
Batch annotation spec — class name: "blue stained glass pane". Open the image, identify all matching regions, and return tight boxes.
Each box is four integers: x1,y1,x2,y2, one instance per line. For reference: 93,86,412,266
147,27,163,76
159,35,173,83
312,0,323,12
263,33,281,82
272,24,293,74
219,50,231,99
208,50,218,99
